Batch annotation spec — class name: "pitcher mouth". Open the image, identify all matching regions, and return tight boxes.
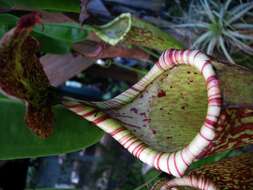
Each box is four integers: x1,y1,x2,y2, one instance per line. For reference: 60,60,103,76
64,49,222,177
147,65,209,152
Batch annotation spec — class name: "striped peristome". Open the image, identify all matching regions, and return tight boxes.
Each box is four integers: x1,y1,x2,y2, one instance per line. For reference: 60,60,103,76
165,175,217,190
161,153,253,190
64,49,222,177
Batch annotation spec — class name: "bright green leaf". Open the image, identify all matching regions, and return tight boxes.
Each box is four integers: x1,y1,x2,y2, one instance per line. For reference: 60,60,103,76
32,32,72,54
0,93,7,99
0,100,103,160
33,23,89,44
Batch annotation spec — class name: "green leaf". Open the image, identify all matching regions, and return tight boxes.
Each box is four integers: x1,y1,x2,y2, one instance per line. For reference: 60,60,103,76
33,23,89,53
0,14,89,54
33,23,89,44
32,32,72,54
189,149,243,171
0,100,103,160
0,0,80,13
0,0,12,8
0,14,17,26
143,169,160,182
0,14,18,38
0,26,5,38
0,93,7,99
134,170,160,190
26,189,79,190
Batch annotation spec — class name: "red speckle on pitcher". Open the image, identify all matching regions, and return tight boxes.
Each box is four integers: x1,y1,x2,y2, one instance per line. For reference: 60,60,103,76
157,90,166,97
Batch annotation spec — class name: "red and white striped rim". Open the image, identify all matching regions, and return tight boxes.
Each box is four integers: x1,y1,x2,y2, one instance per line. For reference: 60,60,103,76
63,49,222,177
165,175,218,190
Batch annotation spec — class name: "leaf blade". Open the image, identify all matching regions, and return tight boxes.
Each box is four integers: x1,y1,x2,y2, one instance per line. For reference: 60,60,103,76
0,14,89,54
0,0,80,13
0,100,103,160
